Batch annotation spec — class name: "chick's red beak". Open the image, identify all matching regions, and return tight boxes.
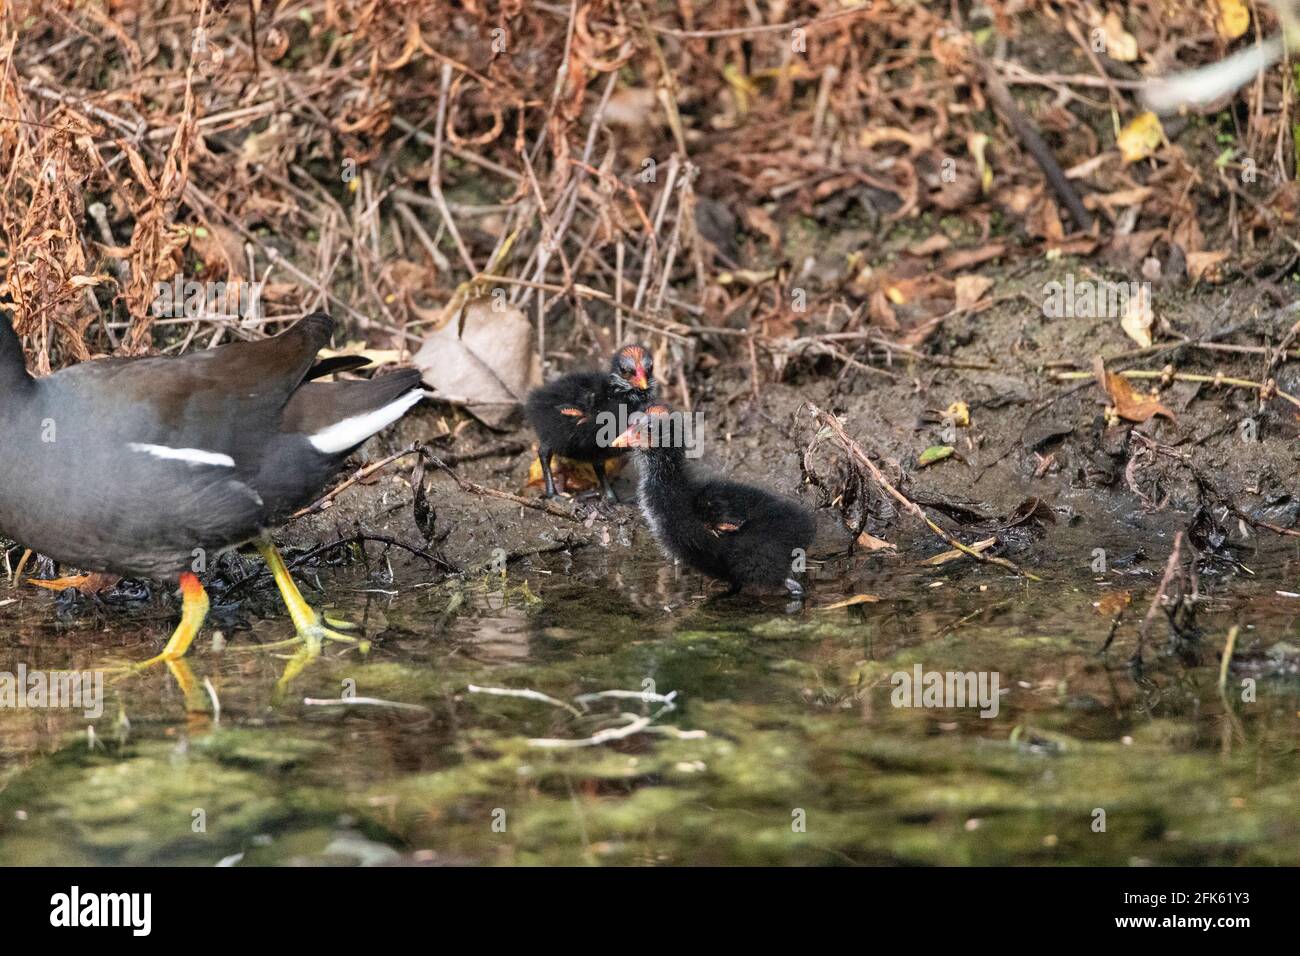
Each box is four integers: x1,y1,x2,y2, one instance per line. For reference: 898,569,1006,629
631,364,649,391
611,424,641,449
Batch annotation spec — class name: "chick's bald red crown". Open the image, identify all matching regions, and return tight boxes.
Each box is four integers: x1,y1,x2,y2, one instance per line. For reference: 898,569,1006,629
612,344,653,393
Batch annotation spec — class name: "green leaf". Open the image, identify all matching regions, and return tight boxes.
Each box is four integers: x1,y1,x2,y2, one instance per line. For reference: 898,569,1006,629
918,445,954,467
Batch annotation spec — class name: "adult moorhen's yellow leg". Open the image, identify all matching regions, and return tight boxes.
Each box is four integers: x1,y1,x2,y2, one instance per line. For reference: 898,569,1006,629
116,573,212,711
255,539,366,656
134,572,210,668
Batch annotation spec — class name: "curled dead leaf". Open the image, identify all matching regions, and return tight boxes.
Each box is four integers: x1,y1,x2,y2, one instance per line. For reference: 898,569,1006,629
1093,357,1175,423
413,297,541,429
1119,285,1155,347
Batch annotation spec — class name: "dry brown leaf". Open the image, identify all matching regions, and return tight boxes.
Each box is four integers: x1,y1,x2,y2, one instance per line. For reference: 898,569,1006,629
856,530,896,552
860,126,932,153
1186,250,1230,284
1025,196,1065,241
868,289,900,330
954,274,994,311
742,207,782,251
940,243,1005,272
1095,591,1133,616
1093,357,1175,423
413,297,542,429
1106,229,1163,267
1084,186,1154,211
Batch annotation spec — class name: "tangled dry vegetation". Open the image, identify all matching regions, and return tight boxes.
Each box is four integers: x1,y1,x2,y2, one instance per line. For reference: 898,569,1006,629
1,0,1298,392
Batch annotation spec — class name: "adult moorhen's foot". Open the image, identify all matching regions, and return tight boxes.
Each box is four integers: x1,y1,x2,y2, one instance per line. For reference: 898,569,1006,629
241,540,370,657
123,572,210,672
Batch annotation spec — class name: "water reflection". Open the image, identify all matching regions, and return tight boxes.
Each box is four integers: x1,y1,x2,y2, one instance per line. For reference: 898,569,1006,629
0,540,1297,865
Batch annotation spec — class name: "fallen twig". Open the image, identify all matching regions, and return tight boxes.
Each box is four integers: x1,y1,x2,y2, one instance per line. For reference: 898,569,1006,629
809,405,1041,581
1052,367,1300,411
293,445,424,519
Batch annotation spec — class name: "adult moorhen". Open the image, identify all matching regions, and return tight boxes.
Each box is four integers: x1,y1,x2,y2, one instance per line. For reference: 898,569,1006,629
0,310,423,667
612,404,816,598
524,344,656,501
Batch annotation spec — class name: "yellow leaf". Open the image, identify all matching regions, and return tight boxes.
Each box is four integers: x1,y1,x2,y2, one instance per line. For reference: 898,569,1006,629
1118,112,1164,164
525,453,625,494
1102,12,1138,62
1217,0,1250,39
945,401,970,428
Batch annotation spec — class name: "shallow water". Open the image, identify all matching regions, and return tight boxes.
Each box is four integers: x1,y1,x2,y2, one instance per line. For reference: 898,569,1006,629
0,539,1297,866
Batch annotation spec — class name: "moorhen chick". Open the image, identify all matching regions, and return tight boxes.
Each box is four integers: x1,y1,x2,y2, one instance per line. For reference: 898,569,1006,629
0,310,424,668
612,404,815,598
524,344,656,501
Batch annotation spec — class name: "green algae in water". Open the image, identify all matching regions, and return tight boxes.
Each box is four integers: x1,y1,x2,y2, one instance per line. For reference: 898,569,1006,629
0,550,1297,865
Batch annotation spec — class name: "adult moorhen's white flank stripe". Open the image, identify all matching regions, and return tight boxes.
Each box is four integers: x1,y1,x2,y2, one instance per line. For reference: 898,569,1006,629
0,310,423,671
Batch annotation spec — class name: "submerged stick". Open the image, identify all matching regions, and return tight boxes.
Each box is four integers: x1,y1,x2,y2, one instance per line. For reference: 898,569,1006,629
467,684,583,718
809,406,1041,581
1134,531,1183,665
1217,625,1240,698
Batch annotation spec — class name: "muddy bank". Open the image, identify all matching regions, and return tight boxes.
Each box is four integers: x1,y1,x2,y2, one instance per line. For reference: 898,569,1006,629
271,273,1299,603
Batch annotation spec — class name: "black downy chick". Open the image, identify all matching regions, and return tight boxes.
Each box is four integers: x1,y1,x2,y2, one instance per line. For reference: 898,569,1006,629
524,344,656,501
613,404,815,598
